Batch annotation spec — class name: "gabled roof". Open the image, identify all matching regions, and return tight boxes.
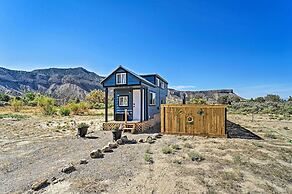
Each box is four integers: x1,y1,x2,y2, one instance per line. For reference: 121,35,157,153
140,74,168,84
101,65,156,87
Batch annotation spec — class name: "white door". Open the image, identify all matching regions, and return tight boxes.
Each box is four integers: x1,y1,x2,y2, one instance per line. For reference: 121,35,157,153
133,89,142,121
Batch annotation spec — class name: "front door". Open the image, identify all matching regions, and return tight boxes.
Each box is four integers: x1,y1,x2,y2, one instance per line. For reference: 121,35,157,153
133,89,142,121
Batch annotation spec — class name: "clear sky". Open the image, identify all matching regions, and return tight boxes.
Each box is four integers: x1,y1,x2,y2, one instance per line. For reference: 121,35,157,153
0,0,291,98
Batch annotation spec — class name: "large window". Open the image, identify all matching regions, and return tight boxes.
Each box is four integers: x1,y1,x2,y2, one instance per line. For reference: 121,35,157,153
118,96,128,107
160,81,165,89
149,92,156,105
116,73,126,85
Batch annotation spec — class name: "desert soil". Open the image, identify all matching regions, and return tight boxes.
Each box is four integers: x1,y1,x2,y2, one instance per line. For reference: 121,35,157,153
0,111,291,194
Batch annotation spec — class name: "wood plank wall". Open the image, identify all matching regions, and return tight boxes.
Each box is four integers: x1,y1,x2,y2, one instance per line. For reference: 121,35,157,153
161,104,226,137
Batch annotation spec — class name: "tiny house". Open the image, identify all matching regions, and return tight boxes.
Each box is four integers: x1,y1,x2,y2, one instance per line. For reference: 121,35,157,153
101,66,168,123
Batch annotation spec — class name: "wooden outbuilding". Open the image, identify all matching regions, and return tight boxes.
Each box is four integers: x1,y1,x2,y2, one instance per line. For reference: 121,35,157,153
161,104,227,137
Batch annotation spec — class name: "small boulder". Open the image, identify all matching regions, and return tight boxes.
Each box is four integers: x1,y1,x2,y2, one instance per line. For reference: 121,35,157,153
121,135,128,143
102,146,113,153
146,136,155,144
154,133,163,139
128,139,137,144
61,163,76,174
31,178,49,191
80,159,88,164
90,149,104,158
138,138,144,143
108,142,118,149
116,139,123,145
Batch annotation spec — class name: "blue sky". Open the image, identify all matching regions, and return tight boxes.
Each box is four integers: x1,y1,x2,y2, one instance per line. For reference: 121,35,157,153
0,0,291,98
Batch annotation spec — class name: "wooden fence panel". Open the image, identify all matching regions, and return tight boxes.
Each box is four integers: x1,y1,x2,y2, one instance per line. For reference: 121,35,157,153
161,104,226,137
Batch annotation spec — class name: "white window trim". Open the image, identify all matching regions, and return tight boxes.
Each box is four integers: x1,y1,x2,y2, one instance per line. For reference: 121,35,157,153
116,73,126,85
149,92,156,105
118,96,128,107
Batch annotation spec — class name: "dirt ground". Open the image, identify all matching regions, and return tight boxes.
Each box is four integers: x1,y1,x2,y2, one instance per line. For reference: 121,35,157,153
0,111,291,194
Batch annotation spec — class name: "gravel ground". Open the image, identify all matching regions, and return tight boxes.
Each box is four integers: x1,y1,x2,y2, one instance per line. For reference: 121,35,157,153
0,113,291,194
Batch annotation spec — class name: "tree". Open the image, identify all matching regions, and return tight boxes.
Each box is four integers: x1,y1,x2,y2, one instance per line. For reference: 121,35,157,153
188,98,207,104
288,96,292,102
86,90,105,103
265,94,281,102
10,97,23,112
217,95,230,105
0,93,10,102
254,97,265,103
23,92,37,105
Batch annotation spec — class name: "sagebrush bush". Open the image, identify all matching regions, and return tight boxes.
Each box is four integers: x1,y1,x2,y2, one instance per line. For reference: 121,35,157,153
59,106,71,116
36,96,56,115
10,98,23,112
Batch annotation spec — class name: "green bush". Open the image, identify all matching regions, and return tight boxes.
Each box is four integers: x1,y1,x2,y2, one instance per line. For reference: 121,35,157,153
59,106,71,116
9,98,23,112
188,98,207,104
0,93,10,102
36,95,56,115
162,146,173,154
68,102,89,115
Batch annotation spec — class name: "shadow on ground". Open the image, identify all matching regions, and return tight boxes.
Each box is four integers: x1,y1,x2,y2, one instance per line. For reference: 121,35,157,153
226,120,262,140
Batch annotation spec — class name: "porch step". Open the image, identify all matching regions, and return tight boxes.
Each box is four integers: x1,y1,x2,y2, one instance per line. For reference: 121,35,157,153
123,124,136,133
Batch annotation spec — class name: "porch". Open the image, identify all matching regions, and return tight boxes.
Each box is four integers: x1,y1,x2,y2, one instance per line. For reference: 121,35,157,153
103,113,161,133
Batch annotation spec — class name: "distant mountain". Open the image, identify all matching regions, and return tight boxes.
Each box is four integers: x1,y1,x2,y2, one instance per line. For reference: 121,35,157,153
168,88,242,103
0,67,242,102
0,67,104,100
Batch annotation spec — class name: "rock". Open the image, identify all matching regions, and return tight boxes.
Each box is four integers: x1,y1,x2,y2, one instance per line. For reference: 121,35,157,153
154,133,163,139
90,149,104,158
138,138,144,143
128,139,137,144
116,139,123,145
50,177,57,182
80,159,88,164
31,178,49,191
102,146,113,153
61,163,76,174
108,142,118,149
146,136,155,144
121,135,128,143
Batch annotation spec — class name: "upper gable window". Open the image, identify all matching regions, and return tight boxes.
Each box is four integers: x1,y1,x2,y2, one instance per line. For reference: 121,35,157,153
116,73,126,85
156,78,160,86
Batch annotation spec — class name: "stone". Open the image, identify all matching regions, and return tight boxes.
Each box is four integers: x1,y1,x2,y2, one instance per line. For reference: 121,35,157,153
121,135,128,143
80,159,88,164
154,133,163,139
31,178,49,191
116,139,123,145
102,146,113,153
138,138,144,143
146,136,155,144
128,139,137,144
90,149,104,158
61,163,76,174
108,142,118,149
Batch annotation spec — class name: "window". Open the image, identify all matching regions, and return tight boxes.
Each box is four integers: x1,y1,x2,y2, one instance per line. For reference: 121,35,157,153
149,92,156,105
116,73,126,84
156,77,160,86
160,81,165,89
118,96,128,107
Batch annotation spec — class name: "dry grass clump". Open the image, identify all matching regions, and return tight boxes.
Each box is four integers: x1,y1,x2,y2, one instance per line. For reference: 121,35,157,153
162,146,173,154
188,151,204,162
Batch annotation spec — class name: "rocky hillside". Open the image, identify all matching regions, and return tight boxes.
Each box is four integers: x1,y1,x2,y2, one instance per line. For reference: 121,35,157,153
0,67,241,102
0,67,104,100
167,88,242,103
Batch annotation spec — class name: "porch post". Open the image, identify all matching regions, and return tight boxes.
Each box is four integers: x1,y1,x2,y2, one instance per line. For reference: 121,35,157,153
140,87,143,122
105,87,108,122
